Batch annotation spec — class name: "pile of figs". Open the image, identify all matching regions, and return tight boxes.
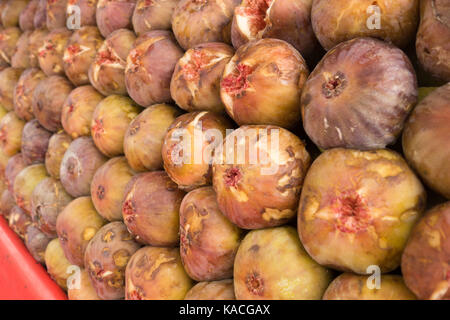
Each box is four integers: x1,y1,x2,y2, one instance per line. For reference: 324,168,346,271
0,0,448,302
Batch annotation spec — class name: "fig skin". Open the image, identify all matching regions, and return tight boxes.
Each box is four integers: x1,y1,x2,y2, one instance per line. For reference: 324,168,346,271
162,111,233,190
125,246,193,300
311,0,419,51
21,119,52,165
61,85,104,139
301,37,418,150
24,224,53,264
45,238,72,290
84,221,141,300
96,0,136,38
91,157,135,221
28,28,49,68
0,67,23,111
0,111,26,157
56,196,107,266
1,0,29,28
63,26,104,86
46,0,69,30
323,273,416,300
11,31,32,69
220,38,309,129
60,137,108,197
234,226,332,299
68,268,101,300
0,189,15,219
403,83,450,200
34,0,47,29
125,30,184,107
213,125,311,229
122,171,186,246
13,68,47,121
172,0,240,50
13,164,49,214
170,42,234,113
180,187,243,281
0,27,21,67
8,205,32,239
402,202,450,300
132,0,178,36
19,0,39,31
32,75,74,132
124,104,181,172
4,154,27,193
88,29,136,96
45,131,72,179
297,148,426,274
66,0,99,27
91,95,141,157
31,177,73,237
184,280,235,300
37,28,72,76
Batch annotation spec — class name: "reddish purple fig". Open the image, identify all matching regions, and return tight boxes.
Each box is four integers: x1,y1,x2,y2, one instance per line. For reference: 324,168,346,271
0,111,26,156
96,0,136,38
68,269,101,300
34,0,47,29
4,154,27,193
1,0,29,28
184,280,235,300
11,31,32,69
0,189,15,219
45,131,72,179
9,205,32,239
21,119,52,165
13,164,49,214
0,27,21,67
28,28,49,68
132,0,178,36
66,0,99,27
13,68,47,121
38,28,72,76
19,0,39,31
46,0,69,30
0,67,23,111
45,238,72,290
25,224,53,264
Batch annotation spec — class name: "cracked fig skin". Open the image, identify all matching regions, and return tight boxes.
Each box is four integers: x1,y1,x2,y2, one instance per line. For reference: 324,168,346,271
297,149,426,274
132,0,178,36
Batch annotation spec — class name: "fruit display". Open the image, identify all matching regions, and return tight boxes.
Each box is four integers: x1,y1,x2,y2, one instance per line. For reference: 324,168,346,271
19,0,39,31
34,0,47,29
24,224,53,264
46,0,69,31
0,28,21,68
20,119,52,165
184,280,235,300
0,189,15,219
28,29,49,68
37,28,72,77
96,0,136,38
4,154,26,193
8,205,32,239
0,67,23,111
13,163,49,214
0,111,25,156
1,0,29,28
11,31,32,69
45,132,72,179
67,269,100,300
13,68,46,121
44,238,72,290
132,0,178,36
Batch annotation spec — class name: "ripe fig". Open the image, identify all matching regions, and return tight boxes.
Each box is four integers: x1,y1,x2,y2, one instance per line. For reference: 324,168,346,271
34,0,47,29
13,68,47,121
4,154,27,193
162,111,232,190
45,238,72,290
66,0,98,27
125,30,183,106
56,196,107,266
0,104,7,119
91,157,135,221
403,83,450,199
1,0,29,27
132,0,178,36
31,177,73,237
213,125,311,229
0,111,26,156
19,0,39,31
21,119,52,165
0,189,15,219
25,224,53,264
91,95,141,157
60,137,108,197
96,0,136,37
8,205,32,239
311,0,419,51
37,28,72,76
88,29,136,96
124,104,181,172
68,269,101,300
220,38,308,128
13,164,49,214
402,202,450,300
297,148,426,274
170,42,234,113
28,28,49,68
84,221,141,300
125,246,193,300
0,67,23,111
0,27,21,67
46,0,69,30
61,85,104,139
234,226,332,299
11,31,32,69
180,187,242,281
172,0,240,50
184,280,235,300
122,171,185,246
63,26,103,86
45,131,72,179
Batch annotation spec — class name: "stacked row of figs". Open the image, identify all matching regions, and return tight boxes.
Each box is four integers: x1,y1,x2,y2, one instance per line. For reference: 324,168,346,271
0,0,448,300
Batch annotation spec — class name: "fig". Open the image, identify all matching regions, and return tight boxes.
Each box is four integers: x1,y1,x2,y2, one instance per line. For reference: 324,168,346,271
60,137,108,197
61,85,104,139
124,104,181,172
220,38,309,128
0,111,26,156
180,187,242,281
301,37,418,150
46,0,69,30
125,30,183,107
34,0,47,29
402,202,450,300
403,83,450,199
91,95,141,157
4,154,27,193
24,224,53,264
21,119,52,165
45,132,72,179
68,269,101,300
0,67,23,111
0,104,7,119
125,246,193,300
122,171,185,246
0,1,6,27
13,164,49,214
32,75,74,132
162,111,232,190
0,27,21,67
0,189,15,219
44,238,72,290
31,177,73,237
19,0,39,31
170,42,234,113
8,205,32,239
1,0,29,27
13,68,47,121
297,148,426,274
323,273,416,300
63,26,103,86
311,0,419,51
66,0,98,27
213,125,311,229
28,28,49,68
234,226,332,299
38,28,72,76
91,157,135,221
56,196,107,266
84,221,141,300
172,0,240,50
11,31,32,69
132,0,178,36
96,0,136,37
88,29,136,96
184,280,235,300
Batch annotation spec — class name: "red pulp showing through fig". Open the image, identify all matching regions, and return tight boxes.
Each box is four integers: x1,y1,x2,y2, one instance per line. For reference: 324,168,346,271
246,271,264,296
322,71,347,99
92,119,104,138
240,0,272,36
334,191,370,233
182,49,213,82
224,167,242,187
221,64,253,96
